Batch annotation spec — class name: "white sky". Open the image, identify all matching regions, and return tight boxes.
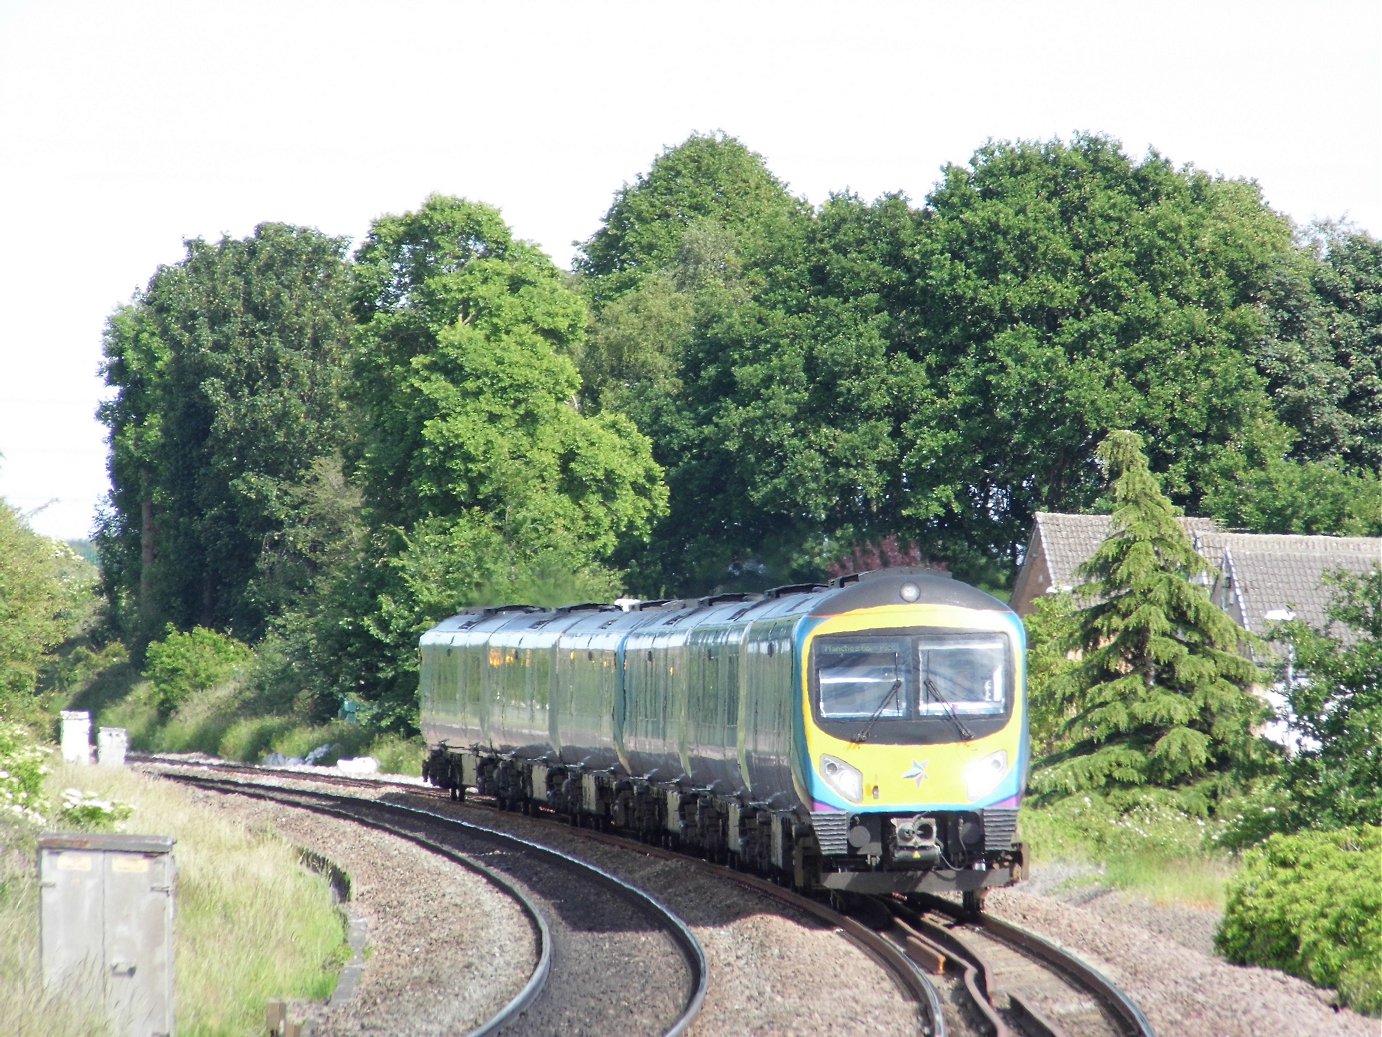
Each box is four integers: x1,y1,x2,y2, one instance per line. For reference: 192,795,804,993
2,0,1379,542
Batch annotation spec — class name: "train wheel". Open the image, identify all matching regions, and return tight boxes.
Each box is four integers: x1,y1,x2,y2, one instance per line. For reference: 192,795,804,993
963,890,987,915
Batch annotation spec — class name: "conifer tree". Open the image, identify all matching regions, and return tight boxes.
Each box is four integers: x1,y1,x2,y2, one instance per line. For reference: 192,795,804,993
1034,431,1269,799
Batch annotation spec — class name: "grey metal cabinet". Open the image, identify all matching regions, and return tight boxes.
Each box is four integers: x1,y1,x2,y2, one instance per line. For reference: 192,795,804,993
38,833,176,1037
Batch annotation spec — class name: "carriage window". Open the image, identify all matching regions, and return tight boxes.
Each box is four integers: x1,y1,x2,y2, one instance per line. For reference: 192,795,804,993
917,634,1007,716
817,639,904,718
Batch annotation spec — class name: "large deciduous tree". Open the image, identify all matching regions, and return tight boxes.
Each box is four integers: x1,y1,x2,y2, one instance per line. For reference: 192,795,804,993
574,135,809,592
1033,431,1269,800
903,134,1296,566
98,224,356,647
350,195,665,555
583,132,1350,593
337,195,667,725
575,131,806,300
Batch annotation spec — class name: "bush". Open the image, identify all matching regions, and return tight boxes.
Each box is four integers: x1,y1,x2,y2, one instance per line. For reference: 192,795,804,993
1217,826,1382,1015
56,787,132,830
144,627,252,717
0,723,48,827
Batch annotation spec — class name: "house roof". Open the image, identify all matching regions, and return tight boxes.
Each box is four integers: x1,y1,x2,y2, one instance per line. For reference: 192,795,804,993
1212,534,1380,640
1023,511,1218,594
1013,512,1380,646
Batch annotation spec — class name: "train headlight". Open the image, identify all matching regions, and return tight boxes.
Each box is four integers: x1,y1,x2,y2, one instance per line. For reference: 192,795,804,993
819,754,863,804
964,750,1009,801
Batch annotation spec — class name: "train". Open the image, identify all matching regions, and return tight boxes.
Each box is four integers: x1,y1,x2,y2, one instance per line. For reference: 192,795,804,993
420,566,1029,903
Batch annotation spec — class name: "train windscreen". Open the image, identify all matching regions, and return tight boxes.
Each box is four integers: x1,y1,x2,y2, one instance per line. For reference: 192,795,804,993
814,632,1010,721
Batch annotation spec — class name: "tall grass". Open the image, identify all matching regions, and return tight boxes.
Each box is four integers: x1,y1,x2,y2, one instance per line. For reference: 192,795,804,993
0,765,347,1037
1021,793,1237,909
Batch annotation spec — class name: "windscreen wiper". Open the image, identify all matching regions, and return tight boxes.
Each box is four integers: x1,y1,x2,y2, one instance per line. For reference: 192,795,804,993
851,678,902,744
924,677,974,741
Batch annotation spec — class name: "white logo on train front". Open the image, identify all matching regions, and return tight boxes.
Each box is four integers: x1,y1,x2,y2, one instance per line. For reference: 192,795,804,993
901,760,928,786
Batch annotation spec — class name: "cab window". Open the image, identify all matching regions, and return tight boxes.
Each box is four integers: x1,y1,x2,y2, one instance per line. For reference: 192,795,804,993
917,634,1007,715
816,639,904,718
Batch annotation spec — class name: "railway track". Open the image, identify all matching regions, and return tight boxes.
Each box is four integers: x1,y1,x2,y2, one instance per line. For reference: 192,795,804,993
162,771,707,1037
883,893,1156,1037
144,758,1152,1036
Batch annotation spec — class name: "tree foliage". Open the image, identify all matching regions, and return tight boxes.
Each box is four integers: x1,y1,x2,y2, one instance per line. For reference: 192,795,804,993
1032,431,1269,800
144,625,253,718
81,131,1379,741
1202,458,1382,536
904,136,1295,564
1217,826,1382,1015
575,131,805,300
578,132,1370,594
98,224,356,646
0,504,94,714
337,196,667,725
1273,570,1382,830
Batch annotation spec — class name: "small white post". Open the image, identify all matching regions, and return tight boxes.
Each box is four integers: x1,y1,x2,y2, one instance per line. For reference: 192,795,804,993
59,711,91,765
97,727,128,767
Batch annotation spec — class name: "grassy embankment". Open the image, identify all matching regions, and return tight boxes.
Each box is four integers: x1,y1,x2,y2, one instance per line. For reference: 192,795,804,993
62,633,422,775
1018,793,1237,909
0,761,349,1037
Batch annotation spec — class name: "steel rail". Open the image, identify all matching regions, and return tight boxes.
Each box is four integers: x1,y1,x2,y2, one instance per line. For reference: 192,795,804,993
907,892,1156,1037
383,796,710,1037
164,772,552,1036
972,912,1156,1037
885,903,1008,1037
413,779,945,1037
148,757,937,1036
166,772,708,1037
719,875,947,1037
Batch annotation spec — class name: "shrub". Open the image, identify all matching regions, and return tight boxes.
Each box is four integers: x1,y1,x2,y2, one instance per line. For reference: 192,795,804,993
144,627,252,717
56,787,132,830
0,723,49,827
1216,826,1382,1015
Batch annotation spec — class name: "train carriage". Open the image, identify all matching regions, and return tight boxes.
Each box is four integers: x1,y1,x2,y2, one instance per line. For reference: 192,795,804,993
422,567,1028,898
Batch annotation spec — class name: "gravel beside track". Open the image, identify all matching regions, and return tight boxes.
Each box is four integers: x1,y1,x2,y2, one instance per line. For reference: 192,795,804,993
180,774,918,1036
984,878,1377,1037
407,791,921,1037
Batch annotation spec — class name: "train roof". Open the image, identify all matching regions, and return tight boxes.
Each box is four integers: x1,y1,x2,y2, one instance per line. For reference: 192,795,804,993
423,567,1011,644
818,567,1011,614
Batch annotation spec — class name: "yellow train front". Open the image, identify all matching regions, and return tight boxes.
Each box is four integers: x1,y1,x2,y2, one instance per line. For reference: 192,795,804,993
420,566,1028,899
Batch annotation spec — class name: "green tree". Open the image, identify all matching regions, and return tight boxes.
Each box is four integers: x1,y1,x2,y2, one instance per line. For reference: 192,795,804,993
0,503,94,716
1033,431,1269,800
350,195,664,554
1251,225,1382,472
575,131,805,300
1021,591,1083,759
143,625,253,718
1202,457,1382,536
97,224,356,646
594,186,939,592
340,196,667,725
670,193,935,584
1309,225,1382,471
1274,569,1382,829
574,139,810,592
904,135,1296,565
